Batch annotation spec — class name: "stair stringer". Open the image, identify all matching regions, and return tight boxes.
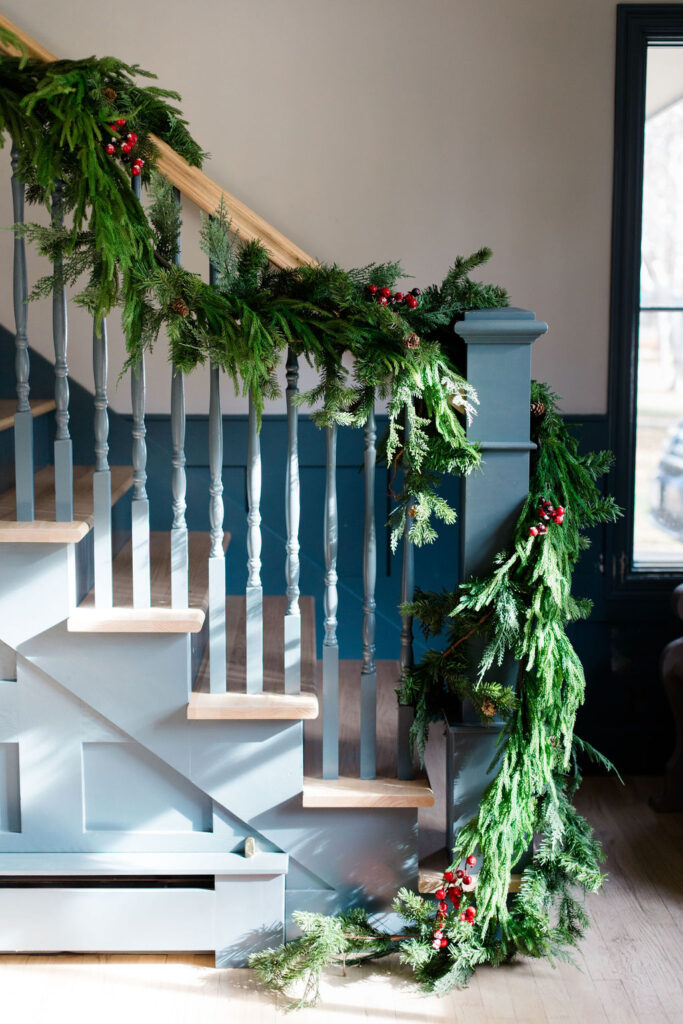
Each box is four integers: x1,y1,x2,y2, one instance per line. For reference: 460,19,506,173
0,658,280,856
18,623,420,922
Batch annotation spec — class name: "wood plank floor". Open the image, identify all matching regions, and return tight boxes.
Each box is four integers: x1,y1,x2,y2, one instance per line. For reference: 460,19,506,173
0,776,680,1023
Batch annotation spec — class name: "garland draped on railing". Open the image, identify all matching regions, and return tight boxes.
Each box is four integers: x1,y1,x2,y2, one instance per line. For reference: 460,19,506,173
0,41,507,545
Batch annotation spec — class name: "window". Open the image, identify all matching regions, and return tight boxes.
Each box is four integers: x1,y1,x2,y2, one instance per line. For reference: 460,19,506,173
634,46,683,567
609,6,683,591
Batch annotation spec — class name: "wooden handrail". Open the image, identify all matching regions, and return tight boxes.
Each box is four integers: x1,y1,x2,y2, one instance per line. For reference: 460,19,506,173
0,14,313,269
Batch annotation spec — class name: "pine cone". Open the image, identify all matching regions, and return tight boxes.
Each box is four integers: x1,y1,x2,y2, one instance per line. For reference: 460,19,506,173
103,87,118,102
481,699,496,718
530,400,546,419
403,332,420,350
171,297,190,318
407,504,418,519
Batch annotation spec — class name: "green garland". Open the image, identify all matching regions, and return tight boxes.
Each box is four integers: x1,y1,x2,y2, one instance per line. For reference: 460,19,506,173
250,383,622,1007
0,39,203,330
133,177,509,543
0,48,509,545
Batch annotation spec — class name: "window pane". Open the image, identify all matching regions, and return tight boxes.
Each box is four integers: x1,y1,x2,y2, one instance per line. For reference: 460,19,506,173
640,47,683,308
634,311,683,566
632,46,683,570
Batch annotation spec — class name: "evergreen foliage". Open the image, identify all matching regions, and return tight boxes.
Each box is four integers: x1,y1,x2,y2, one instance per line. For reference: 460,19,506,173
0,52,508,547
0,49,204,333
250,383,622,1007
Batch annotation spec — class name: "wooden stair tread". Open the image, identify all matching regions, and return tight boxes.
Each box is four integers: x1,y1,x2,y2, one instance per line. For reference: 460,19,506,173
68,606,205,634
0,465,134,542
68,531,229,633
302,776,434,809
79,531,230,613
193,595,317,695
187,691,319,720
0,398,56,432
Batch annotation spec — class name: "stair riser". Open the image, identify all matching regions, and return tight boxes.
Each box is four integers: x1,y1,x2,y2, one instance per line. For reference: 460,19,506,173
0,544,75,650
0,526,129,651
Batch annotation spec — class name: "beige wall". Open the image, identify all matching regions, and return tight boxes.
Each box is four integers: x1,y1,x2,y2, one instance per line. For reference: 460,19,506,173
0,0,662,414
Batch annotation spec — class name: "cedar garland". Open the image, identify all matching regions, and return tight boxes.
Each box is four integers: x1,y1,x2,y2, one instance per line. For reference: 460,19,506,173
0,45,508,546
250,383,622,1006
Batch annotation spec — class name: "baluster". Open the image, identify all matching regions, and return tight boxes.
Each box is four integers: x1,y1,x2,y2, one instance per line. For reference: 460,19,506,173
208,360,226,692
11,144,34,521
93,318,112,607
170,187,188,608
284,348,301,694
322,423,339,779
130,357,151,606
51,181,73,522
129,172,151,607
360,404,377,780
246,395,263,693
397,408,415,781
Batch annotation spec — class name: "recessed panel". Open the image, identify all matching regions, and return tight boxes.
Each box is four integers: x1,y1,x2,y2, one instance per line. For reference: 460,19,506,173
82,742,212,833
0,743,21,833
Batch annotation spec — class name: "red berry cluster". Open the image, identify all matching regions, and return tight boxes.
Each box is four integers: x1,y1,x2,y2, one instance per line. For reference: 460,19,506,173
367,285,421,309
431,854,477,950
528,499,565,538
103,119,144,178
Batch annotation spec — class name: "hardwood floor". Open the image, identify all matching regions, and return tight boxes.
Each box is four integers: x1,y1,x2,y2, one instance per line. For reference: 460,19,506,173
0,776,681,1023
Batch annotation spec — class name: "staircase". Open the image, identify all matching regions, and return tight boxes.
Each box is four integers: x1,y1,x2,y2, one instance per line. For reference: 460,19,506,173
0,330,432,963
0,13,551,969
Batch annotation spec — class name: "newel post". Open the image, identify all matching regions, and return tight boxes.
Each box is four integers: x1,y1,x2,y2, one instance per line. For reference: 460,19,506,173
444,307,547,849
458,308,547,578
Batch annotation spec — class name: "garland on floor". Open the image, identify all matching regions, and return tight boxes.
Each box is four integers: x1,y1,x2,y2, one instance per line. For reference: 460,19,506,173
249,383,622,1008
0,46,508,546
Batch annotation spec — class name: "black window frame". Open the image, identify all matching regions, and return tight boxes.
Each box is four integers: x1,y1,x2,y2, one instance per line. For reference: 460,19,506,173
608,4,683,601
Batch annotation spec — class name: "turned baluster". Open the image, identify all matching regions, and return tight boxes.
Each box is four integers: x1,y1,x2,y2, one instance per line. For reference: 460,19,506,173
11,144,34,521
322,423,339,779
284,348,302,694
92,318,112,607
171,187,189,608
360,404,377,780
246,395,263,693
52,181,73,522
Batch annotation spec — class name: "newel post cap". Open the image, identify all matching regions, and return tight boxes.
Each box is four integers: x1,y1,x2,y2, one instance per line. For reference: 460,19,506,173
456,307,548,345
